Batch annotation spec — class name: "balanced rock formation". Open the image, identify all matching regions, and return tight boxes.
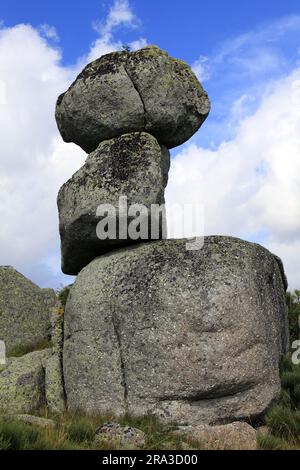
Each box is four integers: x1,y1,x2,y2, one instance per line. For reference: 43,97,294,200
63,237,288,424
53,44,290,427
58,132,170,275
0,266,56,355
56,46,210,153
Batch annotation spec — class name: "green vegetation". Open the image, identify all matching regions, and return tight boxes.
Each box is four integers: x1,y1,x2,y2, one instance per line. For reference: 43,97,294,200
258,289,300,450
57,285,71,307
0,412,202,450
7,338,52,358
286,290,300,344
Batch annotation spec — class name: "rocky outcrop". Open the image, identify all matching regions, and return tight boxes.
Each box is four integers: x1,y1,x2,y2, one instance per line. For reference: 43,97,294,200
177,422,257,450
0,350,51,414
0,43,288,434
1,414,56,429
0,296,65,416
63,237,288,425
58,132,170,275
0,267,56,355
55,46,210,153
94,422,146,449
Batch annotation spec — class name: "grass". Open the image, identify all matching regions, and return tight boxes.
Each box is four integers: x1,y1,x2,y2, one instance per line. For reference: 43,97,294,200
6,338,53,358
0,411,207,451
258,356,300,450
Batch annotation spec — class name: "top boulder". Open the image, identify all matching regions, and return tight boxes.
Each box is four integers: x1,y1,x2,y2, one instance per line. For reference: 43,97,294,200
55,46,210,153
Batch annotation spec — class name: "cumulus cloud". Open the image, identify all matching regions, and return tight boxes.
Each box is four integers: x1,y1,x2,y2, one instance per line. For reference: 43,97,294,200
166,68,300,289
0,3,299,293
0,24,85,287
84,0,146,64
0,0,147,288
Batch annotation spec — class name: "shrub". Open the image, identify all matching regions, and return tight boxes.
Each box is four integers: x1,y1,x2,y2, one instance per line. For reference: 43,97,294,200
57,285,71,307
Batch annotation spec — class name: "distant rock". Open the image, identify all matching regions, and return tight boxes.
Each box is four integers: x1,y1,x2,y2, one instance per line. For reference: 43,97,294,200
63,236,288,425
94,422,145,449
1,414,56,429
0,267,56,355
55,46,210,152
58,132,170,275
0,350,51,414
177,422,257,450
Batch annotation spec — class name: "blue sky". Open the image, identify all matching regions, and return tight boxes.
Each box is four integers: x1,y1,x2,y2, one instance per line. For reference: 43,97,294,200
0,0,300,289
1,0,300,64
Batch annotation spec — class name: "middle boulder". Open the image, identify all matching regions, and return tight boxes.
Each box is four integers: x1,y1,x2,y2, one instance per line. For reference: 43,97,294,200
58,132,170,275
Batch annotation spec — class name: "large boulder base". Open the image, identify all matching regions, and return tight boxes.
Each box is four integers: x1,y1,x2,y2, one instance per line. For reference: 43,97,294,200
63,237,288,425
55,46,210,153
58,132,170,275
0,267,56,354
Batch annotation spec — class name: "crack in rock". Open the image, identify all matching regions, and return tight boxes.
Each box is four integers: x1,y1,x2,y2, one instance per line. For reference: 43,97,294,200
124,54,147,131
111,308,128,411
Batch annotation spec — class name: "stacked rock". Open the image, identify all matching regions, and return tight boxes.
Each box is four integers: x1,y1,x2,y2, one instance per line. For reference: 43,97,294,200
56,46,210,275
56,46,289,425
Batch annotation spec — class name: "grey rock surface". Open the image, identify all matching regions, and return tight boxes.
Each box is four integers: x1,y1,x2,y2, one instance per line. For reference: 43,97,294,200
0,266,56,355
63,236,288,425
1,414,56,429
45,301,65,414
177,422,257,450
55,46,210,152
94,422,146,449
45,355,65,415
0,349,51,414
58,132,170,275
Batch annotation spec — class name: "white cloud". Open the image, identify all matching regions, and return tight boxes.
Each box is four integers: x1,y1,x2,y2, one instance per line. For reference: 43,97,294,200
193,15,300,89
96,0,137,36
39,24,59,42
192,55,210,82
0,24,85,287
0,5,299,293
85,0,145,64
166,68,300,289
129,38,147,51
0,2,147,288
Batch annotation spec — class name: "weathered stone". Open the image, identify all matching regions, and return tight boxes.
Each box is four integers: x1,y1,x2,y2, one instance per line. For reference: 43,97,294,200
49,301,64,355
0,350,51,414
45,355,65,415
1,414,56,429
176,422,257,450
94,422,145,449
58,132,170,275
126,46,210,150
44,301,65,414
63,237,288,425
55,46,210,152
0,267,56,355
